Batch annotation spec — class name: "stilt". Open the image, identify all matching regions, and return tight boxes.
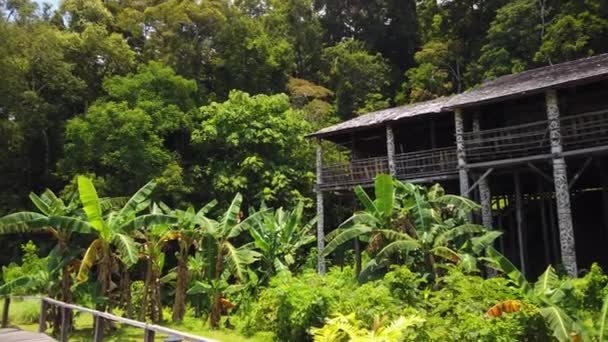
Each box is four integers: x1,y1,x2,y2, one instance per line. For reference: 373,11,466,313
548,192,560,262
473,112,493,229
546,89,577,276
598,158,608,240
538,179,551,265
386,125,396,177
316,142,326,274
514,173,527,276
455,109,470,197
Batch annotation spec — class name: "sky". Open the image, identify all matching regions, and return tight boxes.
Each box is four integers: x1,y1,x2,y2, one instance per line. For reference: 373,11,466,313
35,0,61,10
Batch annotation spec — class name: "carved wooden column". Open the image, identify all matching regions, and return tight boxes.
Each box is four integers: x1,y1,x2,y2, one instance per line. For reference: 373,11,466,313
546,89,577,276
386,125,397,177
315,141,326,274
472,113,492,229
455,109,470,197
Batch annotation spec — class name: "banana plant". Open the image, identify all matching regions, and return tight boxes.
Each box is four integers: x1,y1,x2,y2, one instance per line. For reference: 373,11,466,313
162,200,217,322
247,201,316,282
0,189,94,304
324,175,495,280
75,176,176,311
486,247,584,341
198,193,263,328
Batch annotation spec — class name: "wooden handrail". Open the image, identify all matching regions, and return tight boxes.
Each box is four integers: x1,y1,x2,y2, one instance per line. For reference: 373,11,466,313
2,295,218,342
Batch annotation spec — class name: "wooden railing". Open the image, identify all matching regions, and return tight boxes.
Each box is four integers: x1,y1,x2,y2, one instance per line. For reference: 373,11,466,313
395,147,457,179
462,120,550,163
561,109,608,151
320,148,458,190
1,296,218,342
320,156,389,189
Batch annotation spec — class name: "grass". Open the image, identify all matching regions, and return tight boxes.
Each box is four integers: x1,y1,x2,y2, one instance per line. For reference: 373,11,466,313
3,299,272,342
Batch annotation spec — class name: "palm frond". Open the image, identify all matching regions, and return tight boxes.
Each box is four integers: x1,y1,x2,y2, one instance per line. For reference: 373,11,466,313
354,185,377,214
29,192,52,215
120,214,177,232
112,233,139,266
77,176,107,237
374,174,395,218
77,239,104,283
433,224,485,247
323,224,372,256
539,306,575,342
470,230,502,254
0,212,47,234
118,180,157,217
486,246,531,295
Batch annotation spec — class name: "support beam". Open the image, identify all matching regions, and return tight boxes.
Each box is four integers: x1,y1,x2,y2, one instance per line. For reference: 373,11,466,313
455,109,469,197
514,173,527,277
386,125,397,177
466,168,493,196
546,89,577,276
527,162,553,184
315,141,326,274
568,157,593,189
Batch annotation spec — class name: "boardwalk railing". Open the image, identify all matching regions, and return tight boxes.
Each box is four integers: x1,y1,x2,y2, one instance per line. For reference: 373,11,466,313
2,296,218,342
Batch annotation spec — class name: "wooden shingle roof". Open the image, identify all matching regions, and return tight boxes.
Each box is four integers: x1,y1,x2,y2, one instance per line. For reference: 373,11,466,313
445,53,608,109
308,96,451,139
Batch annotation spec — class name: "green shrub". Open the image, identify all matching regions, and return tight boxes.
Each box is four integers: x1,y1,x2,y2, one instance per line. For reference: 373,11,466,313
241,268,357,341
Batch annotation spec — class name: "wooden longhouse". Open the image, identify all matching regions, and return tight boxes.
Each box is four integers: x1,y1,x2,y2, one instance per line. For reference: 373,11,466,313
311,53,608,278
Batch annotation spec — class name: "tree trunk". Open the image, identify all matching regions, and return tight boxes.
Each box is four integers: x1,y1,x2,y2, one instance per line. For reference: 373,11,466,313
172,250,188,322
140,258,152,322
209,293,222,329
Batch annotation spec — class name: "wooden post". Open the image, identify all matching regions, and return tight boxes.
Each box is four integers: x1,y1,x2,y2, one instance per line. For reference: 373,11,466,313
2,297,10,328
316,141,326,274
546,89,578,276
60,307,68,342
455,109,469,197
38,299,48,333
598,158,608,240
514,173,527,277
538,180,551,265
144,328,155,342
473,113,492,230
430,120,437,149
94,315,104,342
386,125,396,177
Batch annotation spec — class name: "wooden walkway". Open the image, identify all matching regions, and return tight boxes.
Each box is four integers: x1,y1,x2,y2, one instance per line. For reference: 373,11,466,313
0,328,56,341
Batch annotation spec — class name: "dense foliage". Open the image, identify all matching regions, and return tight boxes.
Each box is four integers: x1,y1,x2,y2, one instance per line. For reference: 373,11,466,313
1,175,608,341
2,0,607,216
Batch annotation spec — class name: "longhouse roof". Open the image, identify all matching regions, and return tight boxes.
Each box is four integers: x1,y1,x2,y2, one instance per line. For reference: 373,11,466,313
309,96,451,139
445,53,608,109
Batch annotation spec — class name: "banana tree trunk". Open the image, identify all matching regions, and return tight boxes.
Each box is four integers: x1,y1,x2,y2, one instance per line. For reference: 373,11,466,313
172,250,188,322
140,258,152,321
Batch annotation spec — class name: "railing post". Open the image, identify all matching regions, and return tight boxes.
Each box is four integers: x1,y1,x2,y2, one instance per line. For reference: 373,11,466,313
144,328,156,342
38,299,48,333
455,109,470,197
94,315,104,342
2,297,10,328
386,125,396,177
546,89,577,277
60,306,68,342
315,140,326,274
